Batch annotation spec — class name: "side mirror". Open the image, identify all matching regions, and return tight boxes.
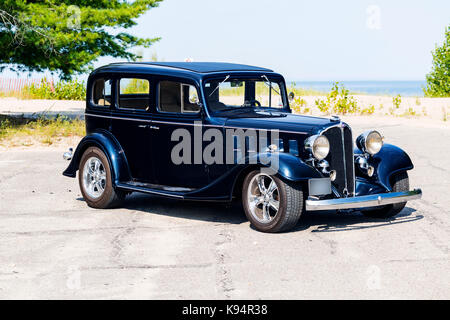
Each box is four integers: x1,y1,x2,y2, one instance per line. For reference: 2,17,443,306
288,92,295,103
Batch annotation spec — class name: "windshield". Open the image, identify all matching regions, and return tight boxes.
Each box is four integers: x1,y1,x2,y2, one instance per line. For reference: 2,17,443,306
204,76,288,112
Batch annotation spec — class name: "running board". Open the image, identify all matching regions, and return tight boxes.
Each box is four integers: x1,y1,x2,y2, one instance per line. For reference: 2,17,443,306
116,182,185,199
115,181,231,201
126,180,195,192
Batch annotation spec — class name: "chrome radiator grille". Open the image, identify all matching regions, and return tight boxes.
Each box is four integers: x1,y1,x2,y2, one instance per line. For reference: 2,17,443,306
322,125,355,197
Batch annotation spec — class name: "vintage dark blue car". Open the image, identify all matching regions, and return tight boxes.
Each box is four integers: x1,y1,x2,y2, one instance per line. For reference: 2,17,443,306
63,62,422,232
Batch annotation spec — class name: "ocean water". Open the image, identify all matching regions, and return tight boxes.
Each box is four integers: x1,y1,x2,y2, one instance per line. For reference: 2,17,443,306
290,81,426,97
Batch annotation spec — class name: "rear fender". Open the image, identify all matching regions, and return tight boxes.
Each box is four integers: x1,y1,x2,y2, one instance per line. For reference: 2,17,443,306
62,130,131,185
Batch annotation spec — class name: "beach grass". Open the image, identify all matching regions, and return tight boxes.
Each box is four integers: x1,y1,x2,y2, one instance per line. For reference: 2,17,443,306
0,115,85,147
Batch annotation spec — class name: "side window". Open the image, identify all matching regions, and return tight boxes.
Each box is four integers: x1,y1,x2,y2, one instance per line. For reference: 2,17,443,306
119,78,150,110
92,78,112,107
159,80,200,114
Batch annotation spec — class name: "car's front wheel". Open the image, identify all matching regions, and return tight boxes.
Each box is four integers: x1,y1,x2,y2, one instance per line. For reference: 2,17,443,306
242,170,304,232
362,171,409,218
78,146,125,209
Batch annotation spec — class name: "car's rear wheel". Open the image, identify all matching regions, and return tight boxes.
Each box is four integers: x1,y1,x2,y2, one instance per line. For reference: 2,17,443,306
242,170,304,232
362,171,409,218
78,146,125,209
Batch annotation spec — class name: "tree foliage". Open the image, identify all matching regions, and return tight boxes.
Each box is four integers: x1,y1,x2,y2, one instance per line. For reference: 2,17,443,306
424,25,450,97
0,0,162,79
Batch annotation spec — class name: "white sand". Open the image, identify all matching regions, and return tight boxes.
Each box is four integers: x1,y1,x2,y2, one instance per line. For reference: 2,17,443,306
297,95,450,123
1,95,449,125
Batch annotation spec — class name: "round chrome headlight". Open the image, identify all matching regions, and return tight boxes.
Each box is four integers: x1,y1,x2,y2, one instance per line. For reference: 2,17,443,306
305,135,330,160
357,130,383,155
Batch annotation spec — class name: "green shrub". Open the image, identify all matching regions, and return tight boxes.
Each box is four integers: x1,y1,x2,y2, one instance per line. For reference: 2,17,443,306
402,107,417,117
360,104,375,115
314,82,358,115
392,94,402,109
290,96,307,113
23,78,86,100
315,98,329,113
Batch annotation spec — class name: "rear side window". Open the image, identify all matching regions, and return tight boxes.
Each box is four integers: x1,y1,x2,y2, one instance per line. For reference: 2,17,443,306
92,78,112,107
119,78,150,110
159,80,200,114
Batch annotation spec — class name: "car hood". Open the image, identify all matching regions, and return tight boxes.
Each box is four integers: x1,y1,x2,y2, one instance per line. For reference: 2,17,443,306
224,111,340,135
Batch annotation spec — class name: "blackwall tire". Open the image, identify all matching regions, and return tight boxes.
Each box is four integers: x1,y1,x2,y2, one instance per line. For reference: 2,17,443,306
362,171,409,218
78,147,125,209
242,170,304,233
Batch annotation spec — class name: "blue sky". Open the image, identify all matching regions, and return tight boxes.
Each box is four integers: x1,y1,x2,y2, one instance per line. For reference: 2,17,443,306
3,0,450,81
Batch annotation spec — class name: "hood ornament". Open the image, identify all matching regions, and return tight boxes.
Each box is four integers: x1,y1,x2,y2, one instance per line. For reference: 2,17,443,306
330,115,340,122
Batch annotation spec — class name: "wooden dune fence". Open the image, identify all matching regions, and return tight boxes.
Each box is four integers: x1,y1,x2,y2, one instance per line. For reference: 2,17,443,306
0,78,54,93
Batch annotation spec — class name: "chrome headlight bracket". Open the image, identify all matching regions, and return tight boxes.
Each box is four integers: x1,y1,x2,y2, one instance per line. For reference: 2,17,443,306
317,159,330,174
356,154,375,177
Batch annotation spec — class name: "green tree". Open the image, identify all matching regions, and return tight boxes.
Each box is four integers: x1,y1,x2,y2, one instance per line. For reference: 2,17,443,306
424,25,450,97
0,0,162,80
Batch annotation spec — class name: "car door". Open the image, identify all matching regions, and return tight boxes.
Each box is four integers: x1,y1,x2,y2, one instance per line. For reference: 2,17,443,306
150,78,209,189
86,77,113,134
110,76,154,182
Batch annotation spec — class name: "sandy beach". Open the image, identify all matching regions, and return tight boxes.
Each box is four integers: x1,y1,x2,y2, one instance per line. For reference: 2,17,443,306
299,95,450,122
0,95,449,124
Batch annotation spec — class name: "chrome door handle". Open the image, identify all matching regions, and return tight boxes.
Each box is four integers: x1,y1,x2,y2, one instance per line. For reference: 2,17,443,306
138,124,159,130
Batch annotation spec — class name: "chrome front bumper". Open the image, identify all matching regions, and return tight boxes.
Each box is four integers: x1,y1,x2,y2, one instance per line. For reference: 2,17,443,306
305,189,422,211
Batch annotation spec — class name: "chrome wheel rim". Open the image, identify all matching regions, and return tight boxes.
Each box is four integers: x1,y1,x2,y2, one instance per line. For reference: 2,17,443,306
82,156,106,199
247,173,280,224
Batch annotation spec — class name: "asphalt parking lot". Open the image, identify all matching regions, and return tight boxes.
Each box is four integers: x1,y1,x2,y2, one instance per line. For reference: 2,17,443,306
0,118,449,299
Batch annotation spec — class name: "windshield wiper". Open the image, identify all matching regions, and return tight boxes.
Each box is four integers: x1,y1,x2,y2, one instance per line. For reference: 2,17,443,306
261,75,281,95
209,75,230,97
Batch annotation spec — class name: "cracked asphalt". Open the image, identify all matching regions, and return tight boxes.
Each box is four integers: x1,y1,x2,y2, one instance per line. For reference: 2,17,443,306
0,118,449,299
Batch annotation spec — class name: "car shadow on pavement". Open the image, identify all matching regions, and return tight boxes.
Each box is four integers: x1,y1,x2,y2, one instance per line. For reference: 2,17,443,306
77,195,422,231
117,193,248,225
293,207,423,233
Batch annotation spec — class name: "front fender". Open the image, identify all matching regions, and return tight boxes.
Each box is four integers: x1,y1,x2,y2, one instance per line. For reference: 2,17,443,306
355,143,414,191
62,130,131,185
246,152,322,181
277,152,323,181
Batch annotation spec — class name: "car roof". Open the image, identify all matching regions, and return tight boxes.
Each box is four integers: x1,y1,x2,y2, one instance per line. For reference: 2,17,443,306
91,62,275,78
108,62,272,73
89,62,285,84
